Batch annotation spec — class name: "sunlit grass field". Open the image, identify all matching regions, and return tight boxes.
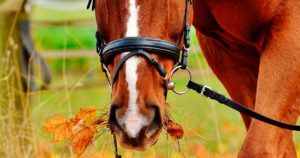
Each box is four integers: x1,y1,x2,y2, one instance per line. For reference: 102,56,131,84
28,3,300,158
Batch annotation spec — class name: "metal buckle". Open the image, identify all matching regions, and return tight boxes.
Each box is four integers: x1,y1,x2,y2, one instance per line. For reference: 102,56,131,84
183,45,190,51
200,85,211,95
168,65,192,95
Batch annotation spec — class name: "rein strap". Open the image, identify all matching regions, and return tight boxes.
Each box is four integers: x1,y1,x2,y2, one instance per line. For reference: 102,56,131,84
187,80,300,131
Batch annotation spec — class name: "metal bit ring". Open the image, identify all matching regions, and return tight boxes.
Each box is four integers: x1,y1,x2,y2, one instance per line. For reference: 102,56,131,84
168,65,192,95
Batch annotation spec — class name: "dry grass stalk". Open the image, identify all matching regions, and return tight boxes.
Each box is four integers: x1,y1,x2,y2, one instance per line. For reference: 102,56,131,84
0,1,37,157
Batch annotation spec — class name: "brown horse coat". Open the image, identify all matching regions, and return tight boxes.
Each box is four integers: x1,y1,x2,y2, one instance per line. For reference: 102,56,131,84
94,0,300,156
193,0,300,157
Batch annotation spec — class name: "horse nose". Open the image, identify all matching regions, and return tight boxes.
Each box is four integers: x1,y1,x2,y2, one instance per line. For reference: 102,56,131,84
109,105,162,138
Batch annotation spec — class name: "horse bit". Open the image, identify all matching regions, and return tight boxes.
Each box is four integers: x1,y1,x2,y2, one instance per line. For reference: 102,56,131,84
87,0,300,157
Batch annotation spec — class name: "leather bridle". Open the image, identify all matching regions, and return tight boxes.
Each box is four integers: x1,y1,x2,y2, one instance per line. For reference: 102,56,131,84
90,0,192,97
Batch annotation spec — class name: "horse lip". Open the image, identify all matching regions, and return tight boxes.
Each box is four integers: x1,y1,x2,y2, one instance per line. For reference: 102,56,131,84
119,132,159,151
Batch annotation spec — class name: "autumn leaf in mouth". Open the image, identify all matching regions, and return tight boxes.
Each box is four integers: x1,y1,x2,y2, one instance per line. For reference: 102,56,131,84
165,118,184,139
43,108,107,156
43,114,72,142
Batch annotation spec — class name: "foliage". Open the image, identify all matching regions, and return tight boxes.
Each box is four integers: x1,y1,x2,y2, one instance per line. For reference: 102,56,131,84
43,108,106,156
165,119,184,139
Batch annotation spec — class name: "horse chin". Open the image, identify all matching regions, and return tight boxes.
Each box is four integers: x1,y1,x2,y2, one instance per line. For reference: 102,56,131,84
116,127,162,151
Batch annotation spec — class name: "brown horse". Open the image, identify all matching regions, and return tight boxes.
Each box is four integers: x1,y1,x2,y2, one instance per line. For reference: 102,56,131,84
193,1,300,157
94,0,300,157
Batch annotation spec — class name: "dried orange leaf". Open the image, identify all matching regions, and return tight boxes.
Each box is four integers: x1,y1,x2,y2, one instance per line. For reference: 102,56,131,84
43,108,103,156
165,119,184,139
74,108,97,125
70,124,97,155
43,114,72,142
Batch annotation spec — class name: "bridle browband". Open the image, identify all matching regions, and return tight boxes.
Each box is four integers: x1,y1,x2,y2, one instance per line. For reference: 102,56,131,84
90,0,192,96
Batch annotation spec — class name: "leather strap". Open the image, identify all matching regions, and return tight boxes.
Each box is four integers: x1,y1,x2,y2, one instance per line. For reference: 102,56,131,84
87,0,95,10
110,49,168,98
187,80,300,131
111,49,167,84
102,37,180,66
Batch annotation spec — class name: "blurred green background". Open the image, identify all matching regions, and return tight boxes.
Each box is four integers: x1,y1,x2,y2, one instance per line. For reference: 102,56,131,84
29,1,300,158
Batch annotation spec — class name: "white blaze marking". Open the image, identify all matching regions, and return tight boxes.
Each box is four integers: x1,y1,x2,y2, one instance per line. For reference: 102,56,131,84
125,0,139,37
120,58,149,138
119,0,149,138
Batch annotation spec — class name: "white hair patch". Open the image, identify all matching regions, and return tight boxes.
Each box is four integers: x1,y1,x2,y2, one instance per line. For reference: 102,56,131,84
119,0,149,138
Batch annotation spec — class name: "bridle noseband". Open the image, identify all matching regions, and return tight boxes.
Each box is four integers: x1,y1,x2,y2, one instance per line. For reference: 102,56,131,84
92,0,192,97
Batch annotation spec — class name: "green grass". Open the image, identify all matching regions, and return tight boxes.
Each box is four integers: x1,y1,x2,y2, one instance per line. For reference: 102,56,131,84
33,26,97,50
31,5,94,22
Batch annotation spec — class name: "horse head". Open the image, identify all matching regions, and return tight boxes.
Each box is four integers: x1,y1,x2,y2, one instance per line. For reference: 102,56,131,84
94,0,192,150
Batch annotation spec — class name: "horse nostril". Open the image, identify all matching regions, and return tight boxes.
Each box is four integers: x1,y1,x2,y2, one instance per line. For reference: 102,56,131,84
108,105,122,131
146,106,162,138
